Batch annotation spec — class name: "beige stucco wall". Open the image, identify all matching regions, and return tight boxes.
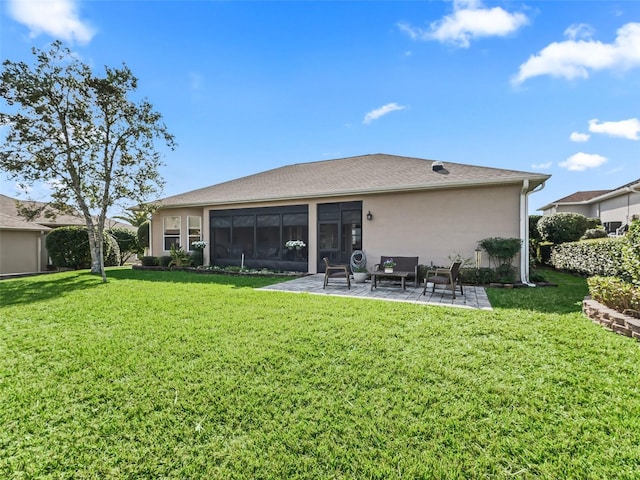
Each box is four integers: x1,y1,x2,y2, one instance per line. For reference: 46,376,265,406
598,191,640,226
0,230,43,275
360,184,521,269
151,183,525,274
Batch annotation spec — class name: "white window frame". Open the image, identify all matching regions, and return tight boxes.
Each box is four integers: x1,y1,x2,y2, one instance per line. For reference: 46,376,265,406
163,216,181,251
187,216,202,251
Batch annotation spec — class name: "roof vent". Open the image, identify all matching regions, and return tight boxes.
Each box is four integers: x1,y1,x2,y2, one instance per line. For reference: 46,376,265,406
432,161,444,172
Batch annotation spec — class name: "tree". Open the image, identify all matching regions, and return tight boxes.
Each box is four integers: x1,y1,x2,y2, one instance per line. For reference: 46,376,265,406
0,41,175,282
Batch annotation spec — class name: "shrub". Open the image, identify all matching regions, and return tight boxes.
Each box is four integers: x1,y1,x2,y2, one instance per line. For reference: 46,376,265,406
550,238,625,276
141,256,159,267
159,256,172,267
108,227,142,265
537,242,554,265
137,222,149,249
537,213,588,244
622,219,640,285
459,267,497,285
586,217,602,229
582,228,607,240
46,226,120,269
587,276,640,313
478,237,522,269
529,215,543,241
169,245,191,268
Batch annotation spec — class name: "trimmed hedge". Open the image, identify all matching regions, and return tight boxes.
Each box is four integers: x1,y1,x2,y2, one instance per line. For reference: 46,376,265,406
587,276,640,313
550,238,625,276
538,212,588,244
46,226,120,269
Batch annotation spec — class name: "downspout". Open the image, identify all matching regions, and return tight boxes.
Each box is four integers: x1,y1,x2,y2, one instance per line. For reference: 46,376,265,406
520,179,546,286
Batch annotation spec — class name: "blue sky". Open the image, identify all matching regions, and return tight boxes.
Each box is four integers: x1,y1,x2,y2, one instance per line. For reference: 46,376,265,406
1,0,639,214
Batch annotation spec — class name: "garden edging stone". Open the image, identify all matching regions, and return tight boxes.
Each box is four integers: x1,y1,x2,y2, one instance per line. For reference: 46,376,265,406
582,296,640,342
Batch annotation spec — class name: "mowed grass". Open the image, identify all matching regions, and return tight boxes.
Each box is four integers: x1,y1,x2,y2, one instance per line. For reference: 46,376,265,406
1,269,639,479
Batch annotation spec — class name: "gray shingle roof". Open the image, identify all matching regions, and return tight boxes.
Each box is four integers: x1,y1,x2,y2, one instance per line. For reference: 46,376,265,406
155,153,550,208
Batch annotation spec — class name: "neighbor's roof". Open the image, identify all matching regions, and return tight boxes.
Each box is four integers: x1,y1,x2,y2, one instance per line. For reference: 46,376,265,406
0,193,84,228
0,194,134,231
155,153,551,208
538,178,640,211
0,211,51,232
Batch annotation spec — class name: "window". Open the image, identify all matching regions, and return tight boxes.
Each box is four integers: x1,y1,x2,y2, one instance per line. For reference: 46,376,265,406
163,216,181,251
187,216,202,251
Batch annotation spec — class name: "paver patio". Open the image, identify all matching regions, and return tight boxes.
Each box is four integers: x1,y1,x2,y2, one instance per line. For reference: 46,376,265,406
260,274,492,310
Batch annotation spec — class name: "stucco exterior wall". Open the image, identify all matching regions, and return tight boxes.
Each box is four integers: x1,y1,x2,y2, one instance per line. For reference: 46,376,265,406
151,183,525,274
0,230,42,275
361,184,521,269
598,192,640,226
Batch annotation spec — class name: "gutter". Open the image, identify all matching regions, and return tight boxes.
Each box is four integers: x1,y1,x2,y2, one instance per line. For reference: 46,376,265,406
520,179,546,286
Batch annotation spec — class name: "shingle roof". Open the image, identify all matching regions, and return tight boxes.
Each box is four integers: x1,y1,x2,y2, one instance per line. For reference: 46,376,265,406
155,153,550,208
0,194,134,231
0,211,51,231
0,194,84,229
539,178,640,210
550,190,612,204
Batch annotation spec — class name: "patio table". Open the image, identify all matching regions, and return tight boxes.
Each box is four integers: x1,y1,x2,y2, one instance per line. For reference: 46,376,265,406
370,271,410,291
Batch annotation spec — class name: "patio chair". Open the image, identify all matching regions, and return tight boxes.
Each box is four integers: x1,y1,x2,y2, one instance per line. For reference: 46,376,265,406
323,257,351,289
423,261,463,299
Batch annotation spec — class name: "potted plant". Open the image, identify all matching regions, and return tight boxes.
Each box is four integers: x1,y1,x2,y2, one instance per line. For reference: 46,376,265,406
352,267,369,283
383,258,396,273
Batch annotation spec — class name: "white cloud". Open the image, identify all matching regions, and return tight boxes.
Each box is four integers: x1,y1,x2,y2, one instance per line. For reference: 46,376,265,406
531,162,552,170
570,132,590,142
398,0,529,48
559,152,608,171
588,118,640,140
512,22,640,84
564,23,595,41
8,0,95,45
363,103,406,124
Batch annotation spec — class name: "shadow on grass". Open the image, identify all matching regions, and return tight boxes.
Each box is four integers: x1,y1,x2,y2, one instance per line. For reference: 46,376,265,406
486,269,589,314
0,268,289,308
0,271,104,307
106,267,289,289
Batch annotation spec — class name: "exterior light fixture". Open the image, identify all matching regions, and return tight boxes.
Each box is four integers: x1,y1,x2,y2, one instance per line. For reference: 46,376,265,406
366,211,373,221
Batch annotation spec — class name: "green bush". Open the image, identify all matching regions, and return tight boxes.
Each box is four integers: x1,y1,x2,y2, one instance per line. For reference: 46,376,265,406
537,213,588,244
550,238,625,276
537,242,554,265
46,226,120,269
587,276,640,313
478,237,522,268
459,267,497,285
622,220,640,285
586,217,602,229
529,215,542,241
137,222,149,249
108,227,142,265
141,256,158,267
582,228,608,240
159,256,172,267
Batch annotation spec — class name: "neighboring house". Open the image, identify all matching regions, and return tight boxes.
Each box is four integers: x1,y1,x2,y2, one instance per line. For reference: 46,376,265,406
0,194,133,276
149,154,550,283
538,178,640,234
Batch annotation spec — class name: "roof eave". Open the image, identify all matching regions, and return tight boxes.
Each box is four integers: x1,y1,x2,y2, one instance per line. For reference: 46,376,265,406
157,175,550,210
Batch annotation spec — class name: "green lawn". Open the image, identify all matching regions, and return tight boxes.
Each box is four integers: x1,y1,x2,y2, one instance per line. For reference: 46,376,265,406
1,268,639,479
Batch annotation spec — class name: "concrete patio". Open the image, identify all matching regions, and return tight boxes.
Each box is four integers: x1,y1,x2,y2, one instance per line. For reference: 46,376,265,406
259,274,493,310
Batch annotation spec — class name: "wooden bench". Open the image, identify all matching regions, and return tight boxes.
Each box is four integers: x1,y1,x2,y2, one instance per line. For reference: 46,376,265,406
373,256,419,287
